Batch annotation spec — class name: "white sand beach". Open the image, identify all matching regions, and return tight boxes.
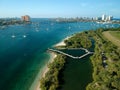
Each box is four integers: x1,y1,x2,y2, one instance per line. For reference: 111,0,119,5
35,53,57,90
54,36,71,47
35,36,71,90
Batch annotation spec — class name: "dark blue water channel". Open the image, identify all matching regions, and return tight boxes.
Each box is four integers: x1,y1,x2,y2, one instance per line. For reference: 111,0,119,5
61,55,92,90
0,18,120,90
58,49,93,90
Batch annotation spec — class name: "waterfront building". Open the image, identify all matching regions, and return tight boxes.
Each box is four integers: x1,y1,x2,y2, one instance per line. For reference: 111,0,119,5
95,17,102,20
21,15,30,22
108,16,113,21
94,17,98,20
101,14,113,21
102,14,106,21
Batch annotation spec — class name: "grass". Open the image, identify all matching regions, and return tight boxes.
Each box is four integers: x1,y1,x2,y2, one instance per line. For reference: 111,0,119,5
109,31,120,39
102,31,120,47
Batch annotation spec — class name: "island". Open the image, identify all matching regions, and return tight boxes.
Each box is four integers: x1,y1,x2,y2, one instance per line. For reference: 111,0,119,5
0,15,31,30
39,28,120,90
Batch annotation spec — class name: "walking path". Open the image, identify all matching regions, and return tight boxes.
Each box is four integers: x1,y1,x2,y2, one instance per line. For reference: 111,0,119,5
48,48,94,59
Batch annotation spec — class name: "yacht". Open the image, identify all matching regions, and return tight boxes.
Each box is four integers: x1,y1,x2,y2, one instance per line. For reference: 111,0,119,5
23,35,26,38
11,35,16,38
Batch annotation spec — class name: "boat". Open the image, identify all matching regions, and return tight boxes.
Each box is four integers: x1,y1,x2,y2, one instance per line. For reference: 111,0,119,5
23,35,26,38
11,35,16,38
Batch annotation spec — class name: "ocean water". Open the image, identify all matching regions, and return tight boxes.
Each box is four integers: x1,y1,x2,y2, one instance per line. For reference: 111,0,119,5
0,18,120,90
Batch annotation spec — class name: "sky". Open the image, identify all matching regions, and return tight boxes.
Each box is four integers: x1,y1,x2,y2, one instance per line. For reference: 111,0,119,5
0,0,120,18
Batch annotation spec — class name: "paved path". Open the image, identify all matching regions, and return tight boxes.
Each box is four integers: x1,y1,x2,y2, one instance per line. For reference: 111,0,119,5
48,48,94,59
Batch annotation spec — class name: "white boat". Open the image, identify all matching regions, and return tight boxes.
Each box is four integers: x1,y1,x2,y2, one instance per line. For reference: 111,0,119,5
23,35,26,38
11,35,16,38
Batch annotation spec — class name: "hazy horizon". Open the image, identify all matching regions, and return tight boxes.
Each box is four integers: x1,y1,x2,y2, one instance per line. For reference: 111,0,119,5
0,0,120,18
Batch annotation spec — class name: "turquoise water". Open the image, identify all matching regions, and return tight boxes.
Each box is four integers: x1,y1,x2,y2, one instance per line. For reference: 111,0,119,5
0,18,120,90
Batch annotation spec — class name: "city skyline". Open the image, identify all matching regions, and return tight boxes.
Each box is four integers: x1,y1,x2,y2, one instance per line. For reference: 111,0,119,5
0,0,120,18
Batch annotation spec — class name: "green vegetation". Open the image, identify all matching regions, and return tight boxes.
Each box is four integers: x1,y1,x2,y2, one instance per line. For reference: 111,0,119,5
103,31,120,47
40,28,120,90
86,28,120,90
40,32,93,90
109,31,120,39
64,32,92,49
40,54,66,90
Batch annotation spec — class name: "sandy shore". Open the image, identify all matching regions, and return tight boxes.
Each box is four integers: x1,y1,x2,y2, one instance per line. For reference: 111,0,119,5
35,53,57,90
54,36,71,47
35,36,71,90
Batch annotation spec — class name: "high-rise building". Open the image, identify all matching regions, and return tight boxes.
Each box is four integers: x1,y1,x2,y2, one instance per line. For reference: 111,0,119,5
102,14,106,21
108,16,113,21
21,15,30,22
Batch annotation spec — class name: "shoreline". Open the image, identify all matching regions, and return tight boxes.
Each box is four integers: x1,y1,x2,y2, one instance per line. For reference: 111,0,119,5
54,36,72,47
35,52,57,90
34,36,72,90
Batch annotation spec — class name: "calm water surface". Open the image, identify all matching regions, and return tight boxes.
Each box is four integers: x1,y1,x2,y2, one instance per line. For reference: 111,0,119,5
0,19,120,90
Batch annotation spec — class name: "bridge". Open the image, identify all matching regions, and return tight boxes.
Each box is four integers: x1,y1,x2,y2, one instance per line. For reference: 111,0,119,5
48,48,94,59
